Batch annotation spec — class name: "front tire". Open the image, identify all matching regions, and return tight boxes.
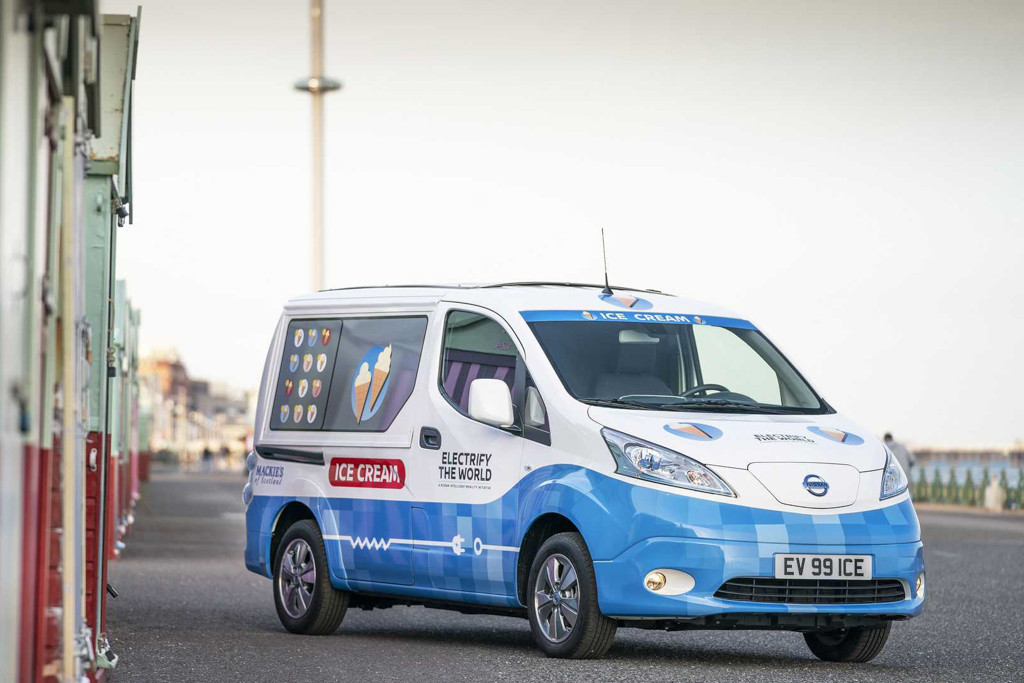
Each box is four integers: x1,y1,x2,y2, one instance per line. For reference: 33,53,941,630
526,532,617,658
273,519,349,635
803,622,892,662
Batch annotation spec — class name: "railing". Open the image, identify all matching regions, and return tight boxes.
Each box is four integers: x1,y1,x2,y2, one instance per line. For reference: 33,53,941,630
911,466,1023,510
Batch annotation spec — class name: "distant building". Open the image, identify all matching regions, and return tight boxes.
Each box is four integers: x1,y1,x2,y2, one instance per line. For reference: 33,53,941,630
140,350,190,399
138,350,253,468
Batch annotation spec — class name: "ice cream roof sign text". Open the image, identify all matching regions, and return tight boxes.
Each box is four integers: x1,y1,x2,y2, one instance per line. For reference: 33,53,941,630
519,310,757,330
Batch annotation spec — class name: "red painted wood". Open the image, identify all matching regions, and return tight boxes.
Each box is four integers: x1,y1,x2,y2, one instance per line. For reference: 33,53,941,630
83,431,108,650
19,443,40,683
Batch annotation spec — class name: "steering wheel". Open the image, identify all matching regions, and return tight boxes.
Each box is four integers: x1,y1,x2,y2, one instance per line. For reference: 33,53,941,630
681,383,730,398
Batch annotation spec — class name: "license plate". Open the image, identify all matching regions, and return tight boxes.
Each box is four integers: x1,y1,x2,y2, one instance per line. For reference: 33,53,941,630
774,554,872,580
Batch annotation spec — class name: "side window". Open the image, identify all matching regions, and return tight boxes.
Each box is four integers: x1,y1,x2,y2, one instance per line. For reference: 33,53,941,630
271,319,343,431
320,316,428,432
691,325,781,404
524,374,549,431
440,311,519,417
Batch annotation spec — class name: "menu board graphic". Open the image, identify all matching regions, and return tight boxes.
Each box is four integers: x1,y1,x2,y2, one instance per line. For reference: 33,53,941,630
271,319,342,431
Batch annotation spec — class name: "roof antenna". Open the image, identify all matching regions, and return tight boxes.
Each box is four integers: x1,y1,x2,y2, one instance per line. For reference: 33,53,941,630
600,229,613,296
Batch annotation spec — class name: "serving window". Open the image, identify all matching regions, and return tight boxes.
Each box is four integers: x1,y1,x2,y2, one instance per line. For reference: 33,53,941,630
270,319,343,431
272,316,427,432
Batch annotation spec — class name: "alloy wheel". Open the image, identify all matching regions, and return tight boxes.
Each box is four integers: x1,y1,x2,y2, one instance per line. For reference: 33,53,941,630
278,538,316,618
534,553,580,643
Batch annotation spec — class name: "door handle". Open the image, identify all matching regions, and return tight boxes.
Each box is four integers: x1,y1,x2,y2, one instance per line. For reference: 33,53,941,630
420,426,442,450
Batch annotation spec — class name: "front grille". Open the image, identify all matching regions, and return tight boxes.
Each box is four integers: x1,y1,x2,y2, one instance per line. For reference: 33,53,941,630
714,577,906,605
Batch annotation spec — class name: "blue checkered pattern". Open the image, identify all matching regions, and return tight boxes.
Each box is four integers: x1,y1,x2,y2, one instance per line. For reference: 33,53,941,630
245,465,924,616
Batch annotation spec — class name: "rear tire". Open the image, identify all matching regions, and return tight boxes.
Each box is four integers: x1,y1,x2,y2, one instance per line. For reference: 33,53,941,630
803,622,892,662
273,519,348,635
526,532,617,658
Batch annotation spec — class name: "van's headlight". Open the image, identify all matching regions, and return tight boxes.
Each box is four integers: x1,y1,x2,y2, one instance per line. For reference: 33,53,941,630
880,445,908,500
602,428,734,497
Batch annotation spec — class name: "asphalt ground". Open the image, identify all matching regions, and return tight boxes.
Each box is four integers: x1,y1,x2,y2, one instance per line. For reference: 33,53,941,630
108,468,1024,682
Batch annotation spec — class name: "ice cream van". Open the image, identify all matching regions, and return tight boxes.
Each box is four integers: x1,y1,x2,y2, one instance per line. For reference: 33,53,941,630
243,283,924,660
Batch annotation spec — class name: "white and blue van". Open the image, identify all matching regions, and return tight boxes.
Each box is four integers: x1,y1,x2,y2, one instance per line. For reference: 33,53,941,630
243,283,924,660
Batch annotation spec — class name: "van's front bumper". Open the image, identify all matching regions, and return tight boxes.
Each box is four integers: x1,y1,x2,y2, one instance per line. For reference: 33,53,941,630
593,536,924,619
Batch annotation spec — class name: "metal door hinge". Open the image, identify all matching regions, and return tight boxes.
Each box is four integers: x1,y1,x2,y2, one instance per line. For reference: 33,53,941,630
41,273,55,317
11,382,30,433
76,624,96,667
107,346,118,377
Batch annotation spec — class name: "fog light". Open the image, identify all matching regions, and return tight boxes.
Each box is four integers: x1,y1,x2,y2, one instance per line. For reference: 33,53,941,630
915,573,924,596
644,571,667,592
242,482,253,506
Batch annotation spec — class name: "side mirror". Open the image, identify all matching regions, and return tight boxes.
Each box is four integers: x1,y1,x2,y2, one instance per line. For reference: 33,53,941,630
468,379,514,428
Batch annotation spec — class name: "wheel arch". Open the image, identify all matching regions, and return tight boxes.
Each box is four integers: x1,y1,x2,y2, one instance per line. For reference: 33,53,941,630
514,468,629,606
515,513,582,607
269,501,317,571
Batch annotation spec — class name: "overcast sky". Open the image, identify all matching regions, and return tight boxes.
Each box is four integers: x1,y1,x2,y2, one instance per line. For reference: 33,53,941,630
106,0,1022,447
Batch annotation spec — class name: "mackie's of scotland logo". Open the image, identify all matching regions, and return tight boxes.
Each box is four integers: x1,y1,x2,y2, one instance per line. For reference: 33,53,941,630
599,292,653,311
664,422,723,441
808,426,865,445
254,464,285,486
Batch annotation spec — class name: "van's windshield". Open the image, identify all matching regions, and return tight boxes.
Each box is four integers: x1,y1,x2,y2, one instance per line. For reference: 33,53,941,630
526,319,828,414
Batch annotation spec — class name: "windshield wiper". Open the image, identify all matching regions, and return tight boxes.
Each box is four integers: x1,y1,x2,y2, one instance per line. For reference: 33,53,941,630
649,399,796,414
580,397,795,414
579,398,662,411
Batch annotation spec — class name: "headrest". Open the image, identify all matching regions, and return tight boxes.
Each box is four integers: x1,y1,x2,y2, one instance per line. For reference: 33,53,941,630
617,343,657,374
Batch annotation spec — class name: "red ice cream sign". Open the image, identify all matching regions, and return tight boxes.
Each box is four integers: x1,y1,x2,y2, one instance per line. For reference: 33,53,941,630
329,457,405,489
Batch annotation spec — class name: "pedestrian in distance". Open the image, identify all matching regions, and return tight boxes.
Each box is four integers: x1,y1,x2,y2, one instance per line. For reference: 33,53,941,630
983,474,1006,512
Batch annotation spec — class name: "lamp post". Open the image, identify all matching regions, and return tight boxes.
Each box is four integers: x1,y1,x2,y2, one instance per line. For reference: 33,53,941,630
295,0,341,292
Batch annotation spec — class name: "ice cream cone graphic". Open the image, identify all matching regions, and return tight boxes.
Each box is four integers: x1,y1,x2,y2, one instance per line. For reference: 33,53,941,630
670,423,711,439
353,362,372,423
368,344,392,413
821,428,847,443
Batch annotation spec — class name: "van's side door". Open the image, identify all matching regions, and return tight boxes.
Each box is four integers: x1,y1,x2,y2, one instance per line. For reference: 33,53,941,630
314,315,430,586
412,304,526,596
